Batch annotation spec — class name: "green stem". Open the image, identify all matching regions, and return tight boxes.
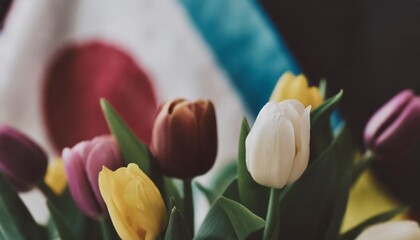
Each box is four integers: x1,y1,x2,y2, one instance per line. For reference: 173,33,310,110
263,188,281,240
183,179,194,236
351,150,375,184
99,217,112,240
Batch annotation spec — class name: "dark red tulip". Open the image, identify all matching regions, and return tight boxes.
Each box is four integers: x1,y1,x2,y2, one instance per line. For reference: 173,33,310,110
151,99,218,178
0,126,48,192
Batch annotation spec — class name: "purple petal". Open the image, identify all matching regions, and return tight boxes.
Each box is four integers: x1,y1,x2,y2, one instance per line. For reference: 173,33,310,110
364,90,414,148
0,126,47,191
63,148,101,218
372,97,420,158
85,137,122,213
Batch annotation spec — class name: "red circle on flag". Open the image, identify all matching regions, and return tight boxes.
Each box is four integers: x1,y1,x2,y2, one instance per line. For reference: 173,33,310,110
44,41,158,152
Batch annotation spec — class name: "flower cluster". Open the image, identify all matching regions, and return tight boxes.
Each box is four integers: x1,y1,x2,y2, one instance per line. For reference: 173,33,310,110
0,72,417,240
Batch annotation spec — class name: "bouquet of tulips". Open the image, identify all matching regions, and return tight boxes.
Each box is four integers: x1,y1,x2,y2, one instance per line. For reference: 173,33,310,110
0,72,419,240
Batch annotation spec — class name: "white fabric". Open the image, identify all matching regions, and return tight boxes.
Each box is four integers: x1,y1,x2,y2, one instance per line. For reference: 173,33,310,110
0,0,250,224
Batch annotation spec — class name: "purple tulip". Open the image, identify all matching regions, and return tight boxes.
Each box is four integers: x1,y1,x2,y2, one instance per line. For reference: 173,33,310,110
0,126,48,192
364,90,420,159
63,135,123,218
151,98,218,178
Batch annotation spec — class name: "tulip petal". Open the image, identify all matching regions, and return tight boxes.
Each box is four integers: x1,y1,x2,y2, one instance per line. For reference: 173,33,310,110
309,87,323,109
99,164,166,240
0,126,48,191
168,103,200,177
246,102,296,188
196,101,218,175
63,148,101,218
373,96,420,158
289,75,311,106
356,221,420,240
126,164,166,239
364,89,414,148
270,71,295,101
85,137,123,213
288,106,311,183
100,167,140,240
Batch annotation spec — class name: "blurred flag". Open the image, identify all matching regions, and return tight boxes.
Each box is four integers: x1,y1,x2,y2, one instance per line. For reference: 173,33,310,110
0,0,298,168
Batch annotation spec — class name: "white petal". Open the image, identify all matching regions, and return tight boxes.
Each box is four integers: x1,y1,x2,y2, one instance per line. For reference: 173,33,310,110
246,110,295,188
287,105,311,184
356,221,420,240
280,99,306,115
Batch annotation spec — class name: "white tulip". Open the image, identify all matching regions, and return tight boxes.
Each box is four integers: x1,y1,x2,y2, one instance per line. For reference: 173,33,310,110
356,221,420,240
245,100,311,188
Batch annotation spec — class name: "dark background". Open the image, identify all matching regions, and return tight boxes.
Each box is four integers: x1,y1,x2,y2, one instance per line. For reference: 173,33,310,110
261,0,420,145
260,0,420,211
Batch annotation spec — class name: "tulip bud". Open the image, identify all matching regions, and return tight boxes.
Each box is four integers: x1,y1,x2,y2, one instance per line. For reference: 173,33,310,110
270,71,323,109
63,135,123,218
356,221,420,240
246,100,311,188
364,90,420,160
151,98,218,178
0,126,48,192
44,157,67,195
99,163,167,240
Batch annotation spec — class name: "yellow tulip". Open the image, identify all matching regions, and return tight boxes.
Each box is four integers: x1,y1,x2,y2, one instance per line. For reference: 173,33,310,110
270,71,323,109
44,157,67,195
99,163,167,240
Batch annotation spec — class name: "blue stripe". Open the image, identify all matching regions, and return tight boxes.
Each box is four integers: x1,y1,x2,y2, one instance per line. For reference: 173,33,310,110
179,0,300,116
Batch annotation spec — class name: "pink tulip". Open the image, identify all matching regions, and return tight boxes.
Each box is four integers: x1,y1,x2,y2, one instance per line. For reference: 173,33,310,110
63,135,123,218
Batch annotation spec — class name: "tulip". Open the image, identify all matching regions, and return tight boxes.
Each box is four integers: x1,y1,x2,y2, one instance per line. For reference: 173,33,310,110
246,100,311,188
151,98,218,178
356,221,420,240
99,163,167,240
270,71,323,109
44,157,67,195
0,126,48,192
62,135,123,218
364,90,420,159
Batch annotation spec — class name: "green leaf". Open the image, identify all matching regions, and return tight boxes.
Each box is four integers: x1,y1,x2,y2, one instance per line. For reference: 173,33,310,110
237,118,269,217
310,90,343,160
101,99,168,202
195,182,218,204
222,179,240,202
210,160,237,196
164,177,183,213
47,201,77,240
197,176,240,205
100,99,151,175
0,174,46,240
197,178,240,205
165,207,191,240
311,90,343,126
338,207,407,240
195,197,264,240
39,182,91,239
277,126,356,240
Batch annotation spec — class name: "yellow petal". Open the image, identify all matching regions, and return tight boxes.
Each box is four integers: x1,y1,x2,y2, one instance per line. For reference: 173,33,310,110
289,75,311,106
99,164,167,240
270,71,295,102
44,157,67,195
308,87,323,109
270,72,324,110
341,170,406,232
